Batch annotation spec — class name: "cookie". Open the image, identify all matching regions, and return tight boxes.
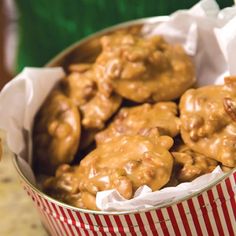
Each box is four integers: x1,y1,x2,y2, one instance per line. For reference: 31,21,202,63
172,144,218,182
96,102,180,144
94,33,195,102
44,130,173,210
65,68,122,130
33,90,81,174
180,76,236,167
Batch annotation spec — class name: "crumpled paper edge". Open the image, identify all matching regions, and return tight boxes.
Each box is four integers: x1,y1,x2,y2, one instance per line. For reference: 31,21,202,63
96,166,226,211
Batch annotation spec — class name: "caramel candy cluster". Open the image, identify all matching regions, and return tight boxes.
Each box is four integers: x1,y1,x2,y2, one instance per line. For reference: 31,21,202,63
180,76,236,167
94,33,195,103
171,144,218,183
33,91,81,174
95,102,180,145
44,131,173,210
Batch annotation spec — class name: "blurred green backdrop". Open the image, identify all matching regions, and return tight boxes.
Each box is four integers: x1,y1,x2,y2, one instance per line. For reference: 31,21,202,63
15,0,233,72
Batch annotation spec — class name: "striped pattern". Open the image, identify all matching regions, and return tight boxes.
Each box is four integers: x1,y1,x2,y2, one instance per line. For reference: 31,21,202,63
21,169,236,236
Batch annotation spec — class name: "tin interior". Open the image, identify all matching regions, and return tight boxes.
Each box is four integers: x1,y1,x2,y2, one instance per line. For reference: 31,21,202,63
13,16,235,215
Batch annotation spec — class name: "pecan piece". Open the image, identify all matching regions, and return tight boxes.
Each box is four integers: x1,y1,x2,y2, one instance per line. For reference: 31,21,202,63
224,76,236,89
223,97,236,122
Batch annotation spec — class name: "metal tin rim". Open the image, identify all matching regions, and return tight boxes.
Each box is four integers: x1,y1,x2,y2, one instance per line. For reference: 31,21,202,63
46,16,169,67
13,16,236,216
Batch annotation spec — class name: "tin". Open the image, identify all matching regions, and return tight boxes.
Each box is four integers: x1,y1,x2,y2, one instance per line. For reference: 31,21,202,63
13,17,236,235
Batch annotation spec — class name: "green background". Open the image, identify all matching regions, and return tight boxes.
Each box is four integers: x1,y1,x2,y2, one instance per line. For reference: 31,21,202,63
15,0,233,72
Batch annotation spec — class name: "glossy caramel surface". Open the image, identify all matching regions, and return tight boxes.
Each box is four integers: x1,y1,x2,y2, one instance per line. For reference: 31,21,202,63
33,90,81,174
180,77,236,167
44,131,173,210
96,102,180,144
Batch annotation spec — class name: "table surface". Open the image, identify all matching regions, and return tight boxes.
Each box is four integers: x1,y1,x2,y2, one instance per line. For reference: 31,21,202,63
0,147,48,236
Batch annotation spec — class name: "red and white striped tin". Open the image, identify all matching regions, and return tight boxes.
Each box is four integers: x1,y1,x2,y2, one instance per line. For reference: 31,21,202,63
13,17,236,236
14,155,236,236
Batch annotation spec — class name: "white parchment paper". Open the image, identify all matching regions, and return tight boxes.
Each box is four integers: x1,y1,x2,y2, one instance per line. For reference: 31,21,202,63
0,0,234,211
96,166,224,211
